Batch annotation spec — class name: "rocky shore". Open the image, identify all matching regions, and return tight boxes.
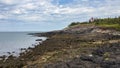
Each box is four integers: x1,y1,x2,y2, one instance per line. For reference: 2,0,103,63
0,24,120,68
44,42,120,68
34,24,120,68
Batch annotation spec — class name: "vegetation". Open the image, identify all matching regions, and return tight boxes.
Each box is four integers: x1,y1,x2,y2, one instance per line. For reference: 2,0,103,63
68,22,80,27
68,22,88,27
93,17,120,24
68,16,120,30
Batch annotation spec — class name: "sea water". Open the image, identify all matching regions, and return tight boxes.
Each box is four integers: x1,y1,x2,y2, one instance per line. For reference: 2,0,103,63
0,32,46,56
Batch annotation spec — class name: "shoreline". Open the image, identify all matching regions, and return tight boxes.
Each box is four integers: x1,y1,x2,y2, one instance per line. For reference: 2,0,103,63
0,33,47,58
0,24,120,68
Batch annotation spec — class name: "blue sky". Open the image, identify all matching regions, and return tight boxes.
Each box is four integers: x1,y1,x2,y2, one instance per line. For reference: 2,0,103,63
0,0,120,31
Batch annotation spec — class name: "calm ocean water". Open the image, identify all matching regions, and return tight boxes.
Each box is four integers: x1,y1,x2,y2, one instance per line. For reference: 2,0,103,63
0,32,46,56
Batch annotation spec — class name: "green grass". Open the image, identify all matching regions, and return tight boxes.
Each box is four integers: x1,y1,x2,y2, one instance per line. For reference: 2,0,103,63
96,23,120,30
68,17,120,31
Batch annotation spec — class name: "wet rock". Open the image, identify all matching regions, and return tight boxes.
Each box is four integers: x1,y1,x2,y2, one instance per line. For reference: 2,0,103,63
36,39,42,41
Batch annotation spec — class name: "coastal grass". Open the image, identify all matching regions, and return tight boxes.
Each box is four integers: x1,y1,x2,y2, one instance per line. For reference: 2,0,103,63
96,23,120,30
68,22,120,31
68,17,120,31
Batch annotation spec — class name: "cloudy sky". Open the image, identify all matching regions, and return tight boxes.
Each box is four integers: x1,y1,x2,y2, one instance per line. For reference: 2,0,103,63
0,0,120,31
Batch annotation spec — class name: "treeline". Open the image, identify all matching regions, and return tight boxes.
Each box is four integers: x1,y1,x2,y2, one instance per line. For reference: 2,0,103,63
93,17,120,25
68,22,88,27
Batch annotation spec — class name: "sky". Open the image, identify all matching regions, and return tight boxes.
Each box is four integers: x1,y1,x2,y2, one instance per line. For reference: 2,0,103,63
0,0,120,31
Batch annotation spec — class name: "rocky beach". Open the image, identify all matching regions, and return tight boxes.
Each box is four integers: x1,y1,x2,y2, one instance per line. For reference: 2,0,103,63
1,0,120,68
0,17,120,68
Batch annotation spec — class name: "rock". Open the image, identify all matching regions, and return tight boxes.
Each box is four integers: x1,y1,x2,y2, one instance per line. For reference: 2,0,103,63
103,60,116,65
92,48,105,56
101,63,111,68
116,56,120,64
44,62,69,68
36,39,42,41
66,58,84,68
27,64,39,68
0,58,3,60
44,43,120,68
109,65,120,68
92,56,104,64
80,55,94,62
44,64,54,68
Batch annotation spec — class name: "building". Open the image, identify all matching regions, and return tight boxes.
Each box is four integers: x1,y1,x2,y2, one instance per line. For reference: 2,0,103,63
89,17,95,23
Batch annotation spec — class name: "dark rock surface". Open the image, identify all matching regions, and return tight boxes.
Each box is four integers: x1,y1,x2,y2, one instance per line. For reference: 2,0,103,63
35,39,43,41
44,43,120,68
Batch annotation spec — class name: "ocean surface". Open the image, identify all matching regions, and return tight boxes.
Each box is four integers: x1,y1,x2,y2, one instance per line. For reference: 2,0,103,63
0,32,46,56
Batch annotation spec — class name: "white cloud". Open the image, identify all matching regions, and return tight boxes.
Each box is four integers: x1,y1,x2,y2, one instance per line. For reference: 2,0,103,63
0,0,14,4
43,6,95,15
0,14,9,20
11,8,26,14
21,3,37,10
16,14,46,22
61,7,94,14
0,0,120,24
0,0,20,5
0,14,5,19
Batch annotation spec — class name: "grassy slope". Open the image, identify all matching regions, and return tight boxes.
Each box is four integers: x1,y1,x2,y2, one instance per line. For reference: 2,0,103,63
68,17,120,30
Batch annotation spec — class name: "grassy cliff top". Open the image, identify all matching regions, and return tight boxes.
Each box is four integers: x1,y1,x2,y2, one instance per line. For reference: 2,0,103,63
68,17,120,31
